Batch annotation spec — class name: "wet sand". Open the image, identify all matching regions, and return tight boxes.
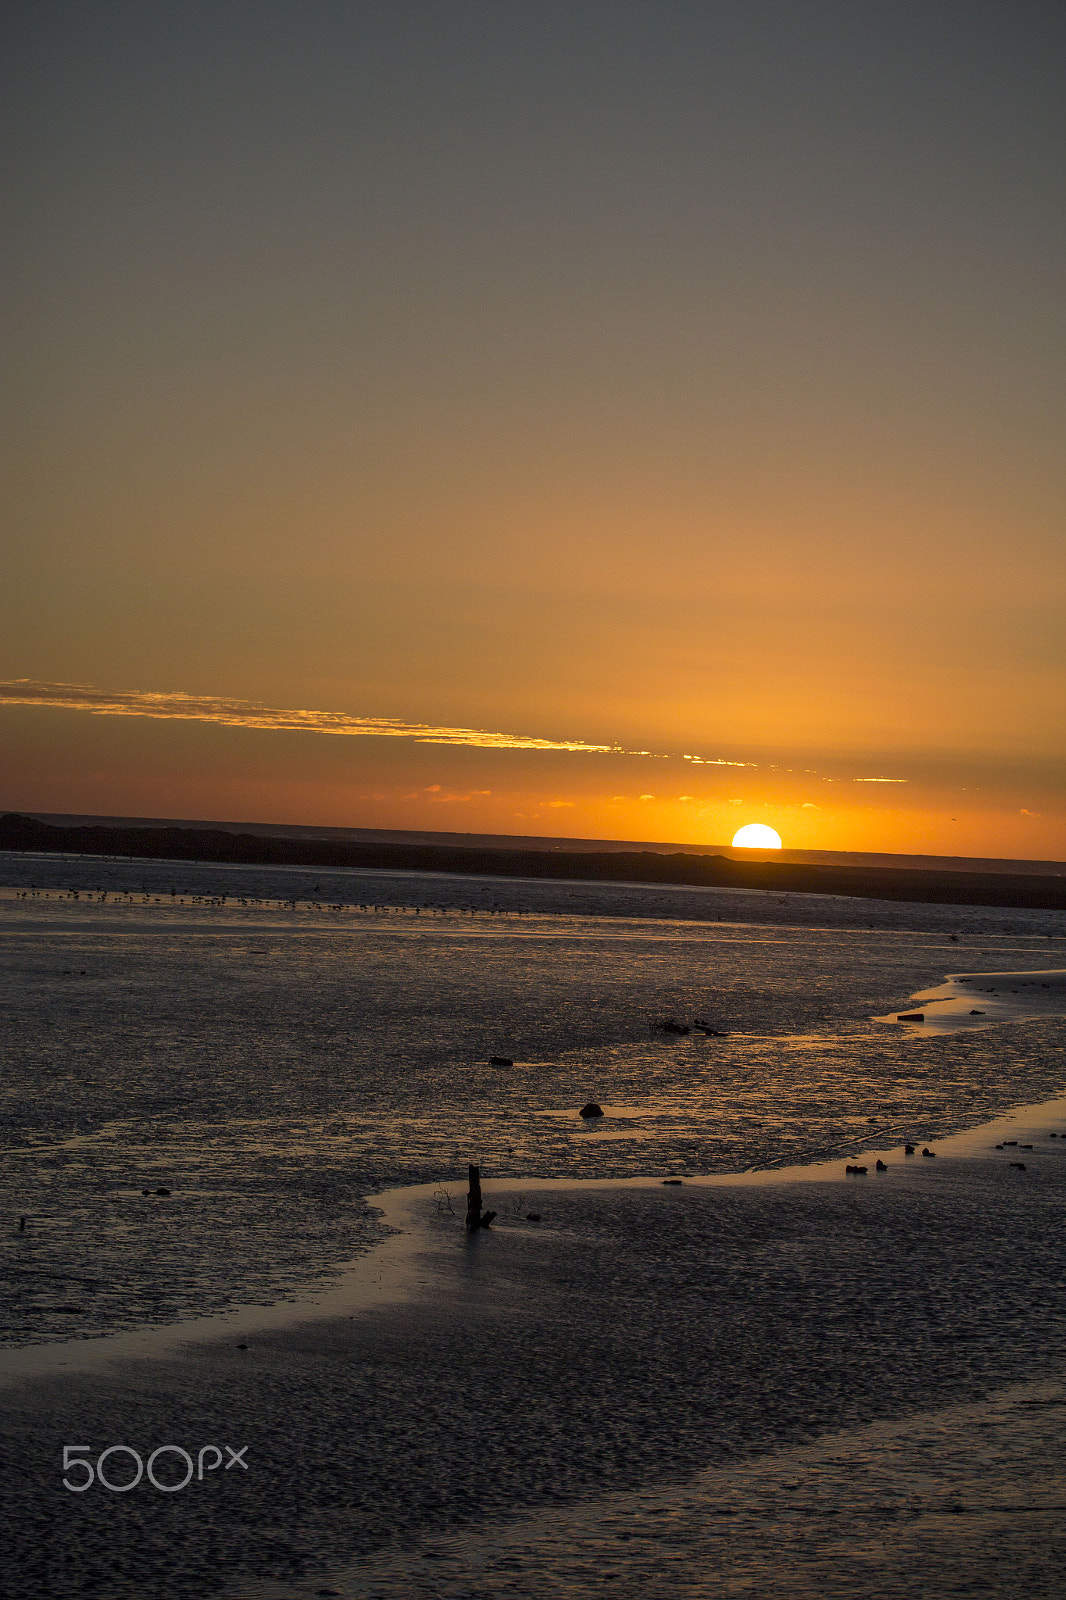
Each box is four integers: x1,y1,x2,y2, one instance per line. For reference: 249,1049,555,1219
250,1376,1066,1600
2,1090,1065,1598
876,968,1066,1035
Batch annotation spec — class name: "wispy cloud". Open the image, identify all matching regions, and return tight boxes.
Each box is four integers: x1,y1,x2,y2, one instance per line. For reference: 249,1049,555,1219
0,680,622,755
0,681,922,790
682,753,755,767
428,789,492,803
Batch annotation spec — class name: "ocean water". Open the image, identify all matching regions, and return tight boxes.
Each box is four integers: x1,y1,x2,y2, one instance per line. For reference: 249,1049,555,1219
2,850,1065,1347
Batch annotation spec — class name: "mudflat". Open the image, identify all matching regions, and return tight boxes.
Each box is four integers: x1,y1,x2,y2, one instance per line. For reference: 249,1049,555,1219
2,1099,1065,1599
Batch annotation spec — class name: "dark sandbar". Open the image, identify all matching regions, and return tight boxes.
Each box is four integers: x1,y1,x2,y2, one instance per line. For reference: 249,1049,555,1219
3,812,1066,910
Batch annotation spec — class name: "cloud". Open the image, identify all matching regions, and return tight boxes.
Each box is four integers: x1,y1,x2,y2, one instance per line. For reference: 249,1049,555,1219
682,754,755,767
0,680,623,755
428,789,491,803
852,777,908,783
801,801,818,808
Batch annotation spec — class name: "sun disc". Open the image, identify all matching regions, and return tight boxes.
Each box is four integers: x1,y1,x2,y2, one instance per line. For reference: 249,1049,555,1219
732,824,782,849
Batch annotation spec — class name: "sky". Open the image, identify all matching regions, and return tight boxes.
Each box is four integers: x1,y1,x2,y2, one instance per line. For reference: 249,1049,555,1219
2,0,1064,858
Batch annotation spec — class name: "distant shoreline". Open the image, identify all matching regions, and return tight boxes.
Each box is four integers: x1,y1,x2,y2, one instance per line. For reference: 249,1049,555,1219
16,809,1065,876
3,812,1064,911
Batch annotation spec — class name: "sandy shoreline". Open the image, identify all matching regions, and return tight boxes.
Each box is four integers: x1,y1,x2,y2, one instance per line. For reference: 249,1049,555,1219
875,967,1066,1034
2,1085,1065,1597
5,1083,1064,1391
4,1076,1065,1387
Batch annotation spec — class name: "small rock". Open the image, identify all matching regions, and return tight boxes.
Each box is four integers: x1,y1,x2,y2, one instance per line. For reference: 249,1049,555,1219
897,1012,924,1022
1020,1144,1033,1150
921,1148,936,1158
875,1159,888,1172
579,1102,604,1119
969,1009,985,1015
525,1212,541,1222
490,1056,513,1067
662,1178,683,1185
846,1164,868,1175
904,1144,915,1155
155,1186,171,1195
1009,1162,1027,1171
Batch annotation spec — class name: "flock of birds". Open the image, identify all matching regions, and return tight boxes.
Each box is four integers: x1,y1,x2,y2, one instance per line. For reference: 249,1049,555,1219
14,886,534,916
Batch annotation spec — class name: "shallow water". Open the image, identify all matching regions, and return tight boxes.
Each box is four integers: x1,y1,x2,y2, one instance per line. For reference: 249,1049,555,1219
2,852,1066,1599
2,856,1066,1346
879,967,1066,1033
4,1131,1064,1600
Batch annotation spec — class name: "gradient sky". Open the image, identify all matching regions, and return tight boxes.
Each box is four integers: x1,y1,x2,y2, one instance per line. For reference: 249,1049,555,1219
3,1,1064,857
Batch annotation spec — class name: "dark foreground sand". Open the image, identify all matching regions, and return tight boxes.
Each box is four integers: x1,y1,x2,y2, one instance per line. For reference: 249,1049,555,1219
2,1102,1065,1599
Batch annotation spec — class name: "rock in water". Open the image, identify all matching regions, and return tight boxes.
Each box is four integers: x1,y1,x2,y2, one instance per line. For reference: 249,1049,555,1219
579,1102,604,1119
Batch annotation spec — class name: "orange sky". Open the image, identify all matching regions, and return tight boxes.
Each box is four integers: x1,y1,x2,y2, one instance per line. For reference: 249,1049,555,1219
2,3,1063,859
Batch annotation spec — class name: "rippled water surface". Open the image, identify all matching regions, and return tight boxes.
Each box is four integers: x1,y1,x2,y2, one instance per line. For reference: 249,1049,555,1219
3,852,1066,1600
2,852,1065,1343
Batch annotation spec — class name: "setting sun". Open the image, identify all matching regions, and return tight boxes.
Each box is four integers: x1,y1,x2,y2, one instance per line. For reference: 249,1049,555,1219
732,824,783,849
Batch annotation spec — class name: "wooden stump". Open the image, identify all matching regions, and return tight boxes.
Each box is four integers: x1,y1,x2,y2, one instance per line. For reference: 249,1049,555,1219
465,1164,496,1231
465,1163,482,1231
